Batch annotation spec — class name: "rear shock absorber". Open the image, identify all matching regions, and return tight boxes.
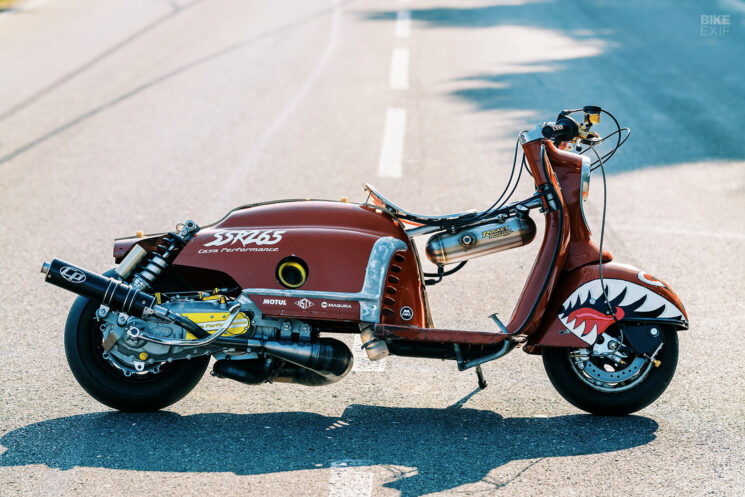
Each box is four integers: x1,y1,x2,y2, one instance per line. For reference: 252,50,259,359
131,219,200,290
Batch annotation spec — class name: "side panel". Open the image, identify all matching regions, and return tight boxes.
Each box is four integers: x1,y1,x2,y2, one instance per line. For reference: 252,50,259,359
143,200,427,327
525,262,689,352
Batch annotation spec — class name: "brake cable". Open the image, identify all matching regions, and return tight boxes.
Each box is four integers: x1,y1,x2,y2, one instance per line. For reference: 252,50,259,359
423,261,468,286
589,143,620,324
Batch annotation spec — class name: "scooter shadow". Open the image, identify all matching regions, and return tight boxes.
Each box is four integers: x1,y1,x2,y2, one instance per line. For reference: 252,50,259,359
0,403,657,496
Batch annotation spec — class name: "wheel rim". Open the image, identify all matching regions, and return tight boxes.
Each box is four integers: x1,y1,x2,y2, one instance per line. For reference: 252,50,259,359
566,328,661,393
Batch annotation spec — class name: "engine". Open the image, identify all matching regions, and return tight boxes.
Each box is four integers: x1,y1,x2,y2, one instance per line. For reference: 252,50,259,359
96,293,252,375
42,258,354,386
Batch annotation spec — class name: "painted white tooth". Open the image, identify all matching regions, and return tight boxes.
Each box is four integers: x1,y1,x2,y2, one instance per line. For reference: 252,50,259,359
566,318,577,331
585,286,595,302
574,285,585,303
635,291,666,313
595,281,606,299
659,302,682,318
567,294,576,310
604,281,616,299
619,284,642,306
574,321,586,336
582,324,598,344
605,280,620,300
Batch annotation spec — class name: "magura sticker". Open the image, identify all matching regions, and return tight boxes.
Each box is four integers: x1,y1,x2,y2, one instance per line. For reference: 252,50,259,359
204,229,285,248
321,301,353,309
400,306,413,321
558,279,683,345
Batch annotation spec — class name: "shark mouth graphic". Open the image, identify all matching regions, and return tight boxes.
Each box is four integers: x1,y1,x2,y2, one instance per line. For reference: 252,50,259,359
558,279,684,345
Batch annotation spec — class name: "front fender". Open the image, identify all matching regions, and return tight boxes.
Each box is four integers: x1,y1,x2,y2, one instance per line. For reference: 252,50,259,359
524,262,688,353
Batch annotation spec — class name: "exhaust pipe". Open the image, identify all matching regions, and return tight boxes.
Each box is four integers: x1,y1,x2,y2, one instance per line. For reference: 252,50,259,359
213,337,354,386
41,259,208,338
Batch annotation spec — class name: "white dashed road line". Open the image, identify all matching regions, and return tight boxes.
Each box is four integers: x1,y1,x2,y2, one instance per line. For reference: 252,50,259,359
378,107,406,178
328,463,374,497
395,10,411,38
351,334,387,372
389,47,409,90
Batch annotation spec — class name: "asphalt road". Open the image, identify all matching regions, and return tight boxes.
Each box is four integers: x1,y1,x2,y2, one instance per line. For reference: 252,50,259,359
1,0,744,496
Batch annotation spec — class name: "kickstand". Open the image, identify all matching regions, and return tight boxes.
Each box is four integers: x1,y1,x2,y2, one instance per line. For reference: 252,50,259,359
475,365,488,389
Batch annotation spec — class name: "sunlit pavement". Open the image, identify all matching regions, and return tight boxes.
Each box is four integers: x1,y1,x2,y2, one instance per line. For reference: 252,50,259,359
1,1,743,495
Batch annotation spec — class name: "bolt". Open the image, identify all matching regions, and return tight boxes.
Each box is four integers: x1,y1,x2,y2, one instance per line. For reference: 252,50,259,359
650,328,659,337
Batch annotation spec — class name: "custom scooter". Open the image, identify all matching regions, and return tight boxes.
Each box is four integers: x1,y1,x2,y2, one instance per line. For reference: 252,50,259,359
42,106,688,415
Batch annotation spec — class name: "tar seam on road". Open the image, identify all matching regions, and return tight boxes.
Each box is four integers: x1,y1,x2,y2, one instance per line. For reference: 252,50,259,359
228,0,341,194
378,108,406,178
0,0,203,123
0,0,349,166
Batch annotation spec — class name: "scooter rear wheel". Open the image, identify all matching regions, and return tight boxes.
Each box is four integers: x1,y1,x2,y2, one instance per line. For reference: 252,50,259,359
64,271,209,412
542,326,678,415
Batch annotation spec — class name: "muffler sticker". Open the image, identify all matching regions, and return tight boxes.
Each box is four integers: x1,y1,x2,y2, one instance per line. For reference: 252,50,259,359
558,279,683,345
60,266,86,283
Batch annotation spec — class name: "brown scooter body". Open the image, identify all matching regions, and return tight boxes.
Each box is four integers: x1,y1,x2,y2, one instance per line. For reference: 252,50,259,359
42,106,689,414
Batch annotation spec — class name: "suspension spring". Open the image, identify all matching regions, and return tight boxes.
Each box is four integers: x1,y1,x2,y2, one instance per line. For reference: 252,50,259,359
131,220,200,290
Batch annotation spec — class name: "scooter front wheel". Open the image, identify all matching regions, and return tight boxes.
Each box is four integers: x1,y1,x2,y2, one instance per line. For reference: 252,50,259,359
542,326,678,415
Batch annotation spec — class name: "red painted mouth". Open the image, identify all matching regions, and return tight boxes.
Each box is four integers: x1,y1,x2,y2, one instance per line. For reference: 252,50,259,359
567,306,625,336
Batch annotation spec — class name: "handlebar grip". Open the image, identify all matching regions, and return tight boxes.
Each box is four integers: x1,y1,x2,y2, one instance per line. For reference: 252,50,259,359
541,117,578,142
542,124,566,139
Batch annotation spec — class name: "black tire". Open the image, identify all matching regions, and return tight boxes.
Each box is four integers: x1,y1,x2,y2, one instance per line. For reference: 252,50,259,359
64,276,209,412
542,327,678,415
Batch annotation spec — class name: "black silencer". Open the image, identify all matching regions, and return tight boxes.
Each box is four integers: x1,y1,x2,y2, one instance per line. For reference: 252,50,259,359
42,259,157,317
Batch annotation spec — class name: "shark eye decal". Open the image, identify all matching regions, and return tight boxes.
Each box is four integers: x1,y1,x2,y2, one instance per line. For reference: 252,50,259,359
637,271,667,288
558,279,684,345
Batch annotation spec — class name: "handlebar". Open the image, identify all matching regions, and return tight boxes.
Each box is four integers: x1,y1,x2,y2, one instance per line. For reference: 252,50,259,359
541,117,578,142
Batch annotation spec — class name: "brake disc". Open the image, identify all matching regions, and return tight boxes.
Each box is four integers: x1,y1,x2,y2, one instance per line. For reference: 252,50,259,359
583,356,647,383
